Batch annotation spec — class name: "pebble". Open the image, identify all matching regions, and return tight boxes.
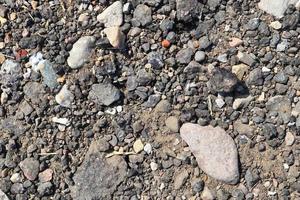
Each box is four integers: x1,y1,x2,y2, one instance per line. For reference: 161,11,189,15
270,21,282,29
194,51,206,62
165,116,179,132
180,123,239,184
176,0,199,22
285,132,295,146
258,0,298,18
19,158,40,181
144,143,152,154
88,83,121,106
0,53,5,64
103,26,125,48
155,100,171,113
39,169,53,183
174,169,189,190
176,48,194,64
247,68,263,86
266,95,291,123
67,36,95,69
232,64,249,80
133,4,152,26
36,60,58,88
10,173,22,183
37,182,53,196
201,187,215,200
237,52,256,67
215,96,225,108
208,67,239,93
233,96,254,110
150,162,158,171
245,169,260,188
0,189,9,200
217,54,228,63
55,85,74,108
276,39,289,52
199,36,211,50
52,117,70,126
229,37,243,47
97,1,123,27
133,139,144,153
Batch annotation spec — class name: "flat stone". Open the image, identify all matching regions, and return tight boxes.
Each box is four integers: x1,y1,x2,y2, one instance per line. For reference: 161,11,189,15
232,64,249,80
133,139,144,153
97,1,123,27
165,116,179,132
133,4,152,26
55,85,74,108
258,0,300,18
229,38,243,47
36,60,58,88
174,169,189,190
155,100,171,113
270,21,282,29
103,27,125,48
233,96,254,110
67,36,95,69
19,101,33,116
233,120,254,137
1,117,27,136
88,83,121,106
285,132,295,146
23,82,45,104
180,123,239,184
266,95,291,123
71,140,127,199
19,158,40,181
237,52,256,67
176,48,194,64
39,169,53,183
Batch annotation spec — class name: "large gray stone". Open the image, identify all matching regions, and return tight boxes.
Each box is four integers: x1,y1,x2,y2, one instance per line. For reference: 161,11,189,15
67,36,95,69
97,1,123,27
258,0,300,18
88,83,121,106
180,123,239,184
71,140,127,200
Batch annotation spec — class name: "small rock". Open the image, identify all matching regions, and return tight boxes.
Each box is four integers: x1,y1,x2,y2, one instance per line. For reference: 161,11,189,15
195,51,206,62
207,67,239,93
10,173,22,183
237,52,256,67
245,169,260,188
233,96,254,110
0,189,9,200
176,0,200,22
103,26,125,48
276,39,289,52
273,71,288,84
142,94,161,108
165,116,179,132
258,0,298,18
52,117,70,126
174,169,189,190
0,53,5,64
36,60,58,88
285,132,295,146
192,179,204,193
67,36,95,69
199,36,211,50
133,139,144,153
144,143,152,154
247,68,263,86
97,1,123,27
245,18,260,30
229,37,243,47
39,169,53,183
266,95,291,123
180,123,239,184
55,85,74,108
201,187,215,200
150,162,158,171
19,101,33,116
37,182,53,196
270,21,282,29
176,48,194,64
88,83,121,106
155,100,171,113
232,64,249,80
215,97,225,108
217,54,228,63
133,4,152,26
19,158,40,181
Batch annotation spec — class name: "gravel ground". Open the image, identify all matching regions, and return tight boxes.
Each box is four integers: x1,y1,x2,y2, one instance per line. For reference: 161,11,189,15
0,0,300,199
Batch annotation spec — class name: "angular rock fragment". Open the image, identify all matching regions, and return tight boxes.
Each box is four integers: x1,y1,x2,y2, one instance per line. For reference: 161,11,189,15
97,1,123,27
55,85,74,108
103,26,125,48
180,123,239,184
88,83,121,106
258,0,300,18
266,95,291,123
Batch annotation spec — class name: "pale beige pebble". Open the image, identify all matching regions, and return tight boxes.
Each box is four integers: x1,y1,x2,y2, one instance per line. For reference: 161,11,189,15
229,37,243,47
180,123,239,184
0,42,5,49
31,1,38,9
10,12,17,20
232,64,249,80
103,26,125,48
165,116,179,132
0,16,7,25
201,187,215,200
257,92,265,102
39,169,53,183
0,53,5,64
270,21,282,30
10,173,22,183
173,169,189,190
133,139,144,153
78,13,89,22
285,132,295,146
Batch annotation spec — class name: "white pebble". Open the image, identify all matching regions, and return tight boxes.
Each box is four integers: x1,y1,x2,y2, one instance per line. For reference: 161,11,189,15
144,143,152,154
150,162,158,171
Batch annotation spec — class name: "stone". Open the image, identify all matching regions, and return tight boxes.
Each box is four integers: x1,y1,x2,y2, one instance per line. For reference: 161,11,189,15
176,48,194,64
180,123,239,184
19,158,40,181
165,116,179,132
270,21,282,29
229,37,243,47
10,173,22,183
0,53,5,64
232,64,249,80
133,139,144,153
0,189,9,200
174,169,189,190
184,61,202,76
285,132,295,146
24,82,46,105
292,101,300,116
1,117,27,136
199,36,211,50
147,52,164,69
155,100,171,113
37,182,53,196
207,67,239,93
273,71,288,84
217,54,228,63
97,1,123,27
142,94,161,108
276,39,289,52
266,95,291,123
55,85,74,108
215,97,225,108
244,18,260,30
245,169,260,188
67,36,95,69
143,143,152,154
201,187,216,200
233,96,254,110
39,169,53,183
71,141,127,199
36,60,58,88
88,83,121,106
195,51,206,62
176,0,200,22
19,101,33,116
133,4,152,26
103,27,125,48
258,0,300,18
52,117,70,126
237,52,256,66
233,121,254,137
150,162,158,171
246,68,263,86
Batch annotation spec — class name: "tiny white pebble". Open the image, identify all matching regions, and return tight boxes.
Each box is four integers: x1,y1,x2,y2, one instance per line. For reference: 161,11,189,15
144,143,152,154
150,162,158,171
